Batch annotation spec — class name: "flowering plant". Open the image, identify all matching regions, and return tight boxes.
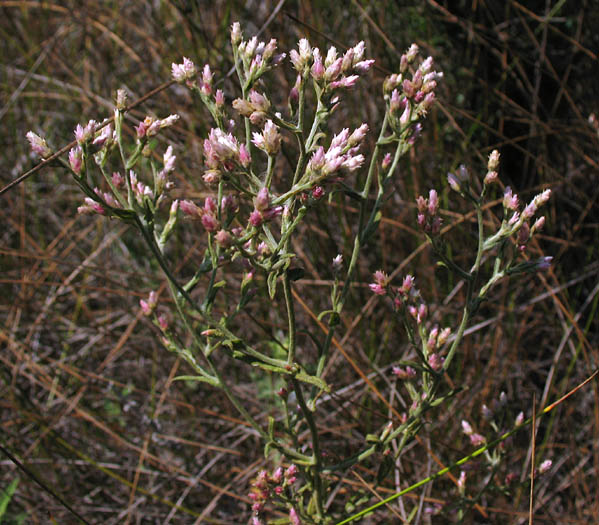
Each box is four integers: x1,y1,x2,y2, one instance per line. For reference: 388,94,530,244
25,21,554,524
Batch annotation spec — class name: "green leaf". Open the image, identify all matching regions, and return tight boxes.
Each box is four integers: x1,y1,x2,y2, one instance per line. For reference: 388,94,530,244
267,271,278,299
317,309,336,321
243,360,330,391
0,477,19,517
173,375,219,386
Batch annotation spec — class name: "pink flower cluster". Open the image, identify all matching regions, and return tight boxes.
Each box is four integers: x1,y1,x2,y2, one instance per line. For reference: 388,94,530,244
249,464,298,516
384,44,442,136
230,22,285,85
307,124,368,181
461,420,486,447
425,325,451,372
290,38,374,92
180,197,220,232
135,114,179,139
172,58,225,113
202,128,250,183
128,170,153,204
249,187,283,228
232,90,271,126
77,187,119,216
448,151,500,193
486,185,551,253
171,57,197,83
369,270,390,296
139,291,158,316
416,189,442,234
74,120,97,144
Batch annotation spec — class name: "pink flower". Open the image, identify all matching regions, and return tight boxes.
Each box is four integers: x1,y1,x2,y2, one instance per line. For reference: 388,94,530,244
215,229,232,248
310,55,325,81
172,57,196,82
179,200,202,217
249,210,263,227
488,150,500,171
538,459,552,474
26,131,52,158
535,256,553,271
369,270,389,295
252,120,281,155
215,89,224,106
428,353,444,372
140,291,157,316
92,123,112,148
158,145,176,177
503,187,519,211
469,433,486,447
68,146,83,174
112,172,124,187
392,366,416,380
74,120,97,144
230,22,242,46
354,59,375,73
457,471,466,491
289,507,301,525
157,315,169,331
461,420,473,435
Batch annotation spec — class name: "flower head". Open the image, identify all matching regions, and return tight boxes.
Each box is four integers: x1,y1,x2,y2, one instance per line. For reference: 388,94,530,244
252,120,281,155
68,146,83,174
26,131,52,158
172,57,197,82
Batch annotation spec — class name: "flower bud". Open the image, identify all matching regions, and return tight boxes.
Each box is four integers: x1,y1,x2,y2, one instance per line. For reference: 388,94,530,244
157,315,169,331
140,291,157,316
488,150,500,171
461,420,473,435
457,471,466,492
289,507,301,525
230,22,242,46
484,170,498,185
211,228,231,249
538,459,552,474
26,131,52,158
392,366,416,380
68,146,83,174
406,43,419,62
116,88,127,110
382,153,392,171
310,55,325,81
254,187,270,211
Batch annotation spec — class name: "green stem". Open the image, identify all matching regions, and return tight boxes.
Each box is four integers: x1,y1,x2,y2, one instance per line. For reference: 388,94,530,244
292,379,324,520
265,154,275,187
283,272,296,365
315,112,390,378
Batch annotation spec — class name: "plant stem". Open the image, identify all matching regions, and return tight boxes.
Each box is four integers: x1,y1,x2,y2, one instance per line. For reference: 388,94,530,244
292,379,324,520
283,272,296,365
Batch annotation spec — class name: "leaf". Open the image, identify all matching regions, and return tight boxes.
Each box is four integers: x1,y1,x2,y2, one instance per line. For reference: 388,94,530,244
267,271,278,299
244,361,330,391
0,477,19,517
317,309,336,321
173,375,219,386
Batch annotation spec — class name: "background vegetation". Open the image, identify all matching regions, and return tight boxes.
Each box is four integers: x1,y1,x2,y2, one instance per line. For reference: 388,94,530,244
1,0,598,523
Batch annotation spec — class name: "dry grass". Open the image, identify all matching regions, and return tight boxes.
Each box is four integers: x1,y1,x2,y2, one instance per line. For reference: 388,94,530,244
1,1,598,523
